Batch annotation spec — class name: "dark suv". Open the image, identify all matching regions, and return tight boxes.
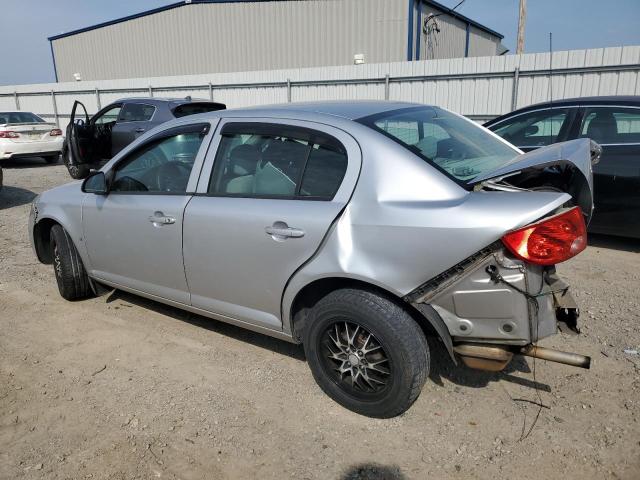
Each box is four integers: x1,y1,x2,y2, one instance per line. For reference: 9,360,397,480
64,97,225,179
485,96,640,238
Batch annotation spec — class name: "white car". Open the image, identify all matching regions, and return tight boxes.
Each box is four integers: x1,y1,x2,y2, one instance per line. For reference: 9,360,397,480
0,111,64,163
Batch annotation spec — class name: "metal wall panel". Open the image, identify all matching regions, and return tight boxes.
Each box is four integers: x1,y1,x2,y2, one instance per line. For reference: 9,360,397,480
51,0,409,82
2,46,638,128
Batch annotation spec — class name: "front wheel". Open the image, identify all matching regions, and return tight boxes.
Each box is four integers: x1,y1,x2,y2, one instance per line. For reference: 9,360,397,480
50,225,92,301
303,288,429,418
63,148,91,179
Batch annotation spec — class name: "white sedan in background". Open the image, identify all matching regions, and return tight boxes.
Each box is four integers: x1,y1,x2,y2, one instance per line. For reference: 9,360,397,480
0,111,64,164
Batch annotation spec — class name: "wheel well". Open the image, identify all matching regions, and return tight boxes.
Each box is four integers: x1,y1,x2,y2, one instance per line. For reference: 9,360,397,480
33,218,58,264
289,277,446,345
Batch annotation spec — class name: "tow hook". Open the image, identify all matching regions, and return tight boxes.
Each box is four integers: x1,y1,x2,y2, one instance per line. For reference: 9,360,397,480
453,343,591,372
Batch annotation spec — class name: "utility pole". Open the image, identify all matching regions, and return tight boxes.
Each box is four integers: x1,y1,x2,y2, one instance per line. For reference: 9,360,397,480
517,0,527,54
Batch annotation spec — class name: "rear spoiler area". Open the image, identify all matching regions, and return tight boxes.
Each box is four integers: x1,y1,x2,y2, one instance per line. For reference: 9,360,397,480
171,101,226,118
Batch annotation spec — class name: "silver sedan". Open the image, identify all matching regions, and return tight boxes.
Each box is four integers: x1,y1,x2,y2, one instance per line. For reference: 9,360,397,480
29,101,597,417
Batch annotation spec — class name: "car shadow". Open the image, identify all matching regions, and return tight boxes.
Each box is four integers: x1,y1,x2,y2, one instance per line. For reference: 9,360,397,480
105,289,306,362
0,185,37,210
587,233,640,253
340,464,406,480
427,338,551,393
1,156,59,168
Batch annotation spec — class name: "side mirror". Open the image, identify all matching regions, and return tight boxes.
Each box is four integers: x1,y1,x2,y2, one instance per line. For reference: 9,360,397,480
82,171,108,195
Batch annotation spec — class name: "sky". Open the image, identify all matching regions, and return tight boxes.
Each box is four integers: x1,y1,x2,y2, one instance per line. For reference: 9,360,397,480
1,0,639,86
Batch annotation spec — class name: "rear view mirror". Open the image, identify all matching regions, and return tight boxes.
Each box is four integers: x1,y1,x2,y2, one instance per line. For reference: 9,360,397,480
82,171,108,195
524,125,539,136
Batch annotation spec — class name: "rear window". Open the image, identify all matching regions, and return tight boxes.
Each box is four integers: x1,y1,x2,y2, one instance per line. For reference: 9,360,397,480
172,102,226,118
0,112,45,124
357,107,518,184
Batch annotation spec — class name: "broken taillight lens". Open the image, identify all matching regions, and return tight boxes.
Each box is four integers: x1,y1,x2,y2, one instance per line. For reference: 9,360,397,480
501,207,587,266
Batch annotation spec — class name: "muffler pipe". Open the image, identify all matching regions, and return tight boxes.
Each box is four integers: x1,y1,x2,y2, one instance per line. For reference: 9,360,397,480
520,345,591,369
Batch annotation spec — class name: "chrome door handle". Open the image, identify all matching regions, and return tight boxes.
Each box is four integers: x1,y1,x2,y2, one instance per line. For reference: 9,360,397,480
135,127,146,133
148,211,175,226
265,224,305,239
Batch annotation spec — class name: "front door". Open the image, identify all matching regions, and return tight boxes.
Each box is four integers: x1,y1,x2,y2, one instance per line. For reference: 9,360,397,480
65,101,93,166
183,120,360,329
82,122,212,304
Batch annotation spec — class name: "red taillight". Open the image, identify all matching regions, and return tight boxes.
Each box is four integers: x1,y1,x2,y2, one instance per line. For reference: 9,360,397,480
0,130,19,138
50,128,63,136
501,207,587,266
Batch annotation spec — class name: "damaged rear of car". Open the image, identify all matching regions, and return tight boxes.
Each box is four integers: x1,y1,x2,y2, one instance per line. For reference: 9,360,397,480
349,106,596,375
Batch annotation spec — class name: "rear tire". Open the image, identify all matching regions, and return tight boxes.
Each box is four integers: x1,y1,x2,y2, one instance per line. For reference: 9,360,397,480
43,154,60,164
303,288,429,418
50,225,92,301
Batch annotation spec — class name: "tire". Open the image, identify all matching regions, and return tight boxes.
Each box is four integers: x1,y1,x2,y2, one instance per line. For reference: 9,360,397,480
50,224,92,301
43,154,60,164
63,148,91,179
303,288,429,418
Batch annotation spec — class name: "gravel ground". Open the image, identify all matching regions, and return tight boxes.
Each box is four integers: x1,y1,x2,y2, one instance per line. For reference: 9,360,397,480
1,158,639,480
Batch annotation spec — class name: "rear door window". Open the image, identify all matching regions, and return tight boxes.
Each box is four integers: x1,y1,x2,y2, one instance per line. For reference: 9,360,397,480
491,108,573,148
580,107,640,145
118,103,156,123
208,123,347,200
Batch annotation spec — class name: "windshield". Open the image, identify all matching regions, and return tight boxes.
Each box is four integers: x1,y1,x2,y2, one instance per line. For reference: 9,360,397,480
0,112,46,124
358,106,519,184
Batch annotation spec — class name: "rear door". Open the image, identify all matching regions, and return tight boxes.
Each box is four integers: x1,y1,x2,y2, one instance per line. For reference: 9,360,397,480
183,120,361,330
577,105,640,237
111,102,157,155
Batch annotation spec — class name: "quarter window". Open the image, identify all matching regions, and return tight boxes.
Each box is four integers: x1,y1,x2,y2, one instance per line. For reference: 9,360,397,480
110,125,208,194
491,108,571,147
118,103,156,123
580,107,640,144
208,124,347,200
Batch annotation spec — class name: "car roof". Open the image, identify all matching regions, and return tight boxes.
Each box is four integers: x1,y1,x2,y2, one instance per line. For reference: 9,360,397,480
486,95,640,125
192,100,425,122
116,97,220,105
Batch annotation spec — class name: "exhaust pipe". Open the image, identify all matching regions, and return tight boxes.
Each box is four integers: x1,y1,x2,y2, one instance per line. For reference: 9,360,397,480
453,343,591,371
520,345,591,369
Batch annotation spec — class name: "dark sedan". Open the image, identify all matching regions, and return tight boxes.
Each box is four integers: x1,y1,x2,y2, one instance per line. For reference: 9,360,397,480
64,97,225,179
485,96,640,238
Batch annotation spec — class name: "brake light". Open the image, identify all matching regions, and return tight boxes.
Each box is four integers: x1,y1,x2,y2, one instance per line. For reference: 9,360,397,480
0,130,19,138
49,128,63,136
501,207,587,266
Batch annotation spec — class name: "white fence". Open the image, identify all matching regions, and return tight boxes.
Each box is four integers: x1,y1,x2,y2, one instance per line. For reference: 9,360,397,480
1,46,639,127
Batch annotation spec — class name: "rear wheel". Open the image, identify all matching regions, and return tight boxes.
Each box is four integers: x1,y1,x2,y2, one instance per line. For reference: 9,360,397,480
43,154,60,164
50,224,92,300
303,288,429,418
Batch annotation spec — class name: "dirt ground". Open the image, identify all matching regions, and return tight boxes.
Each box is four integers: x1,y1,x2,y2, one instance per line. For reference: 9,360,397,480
1,158,639,480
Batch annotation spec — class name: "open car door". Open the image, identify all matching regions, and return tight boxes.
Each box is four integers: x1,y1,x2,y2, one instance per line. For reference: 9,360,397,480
64,101,94,179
